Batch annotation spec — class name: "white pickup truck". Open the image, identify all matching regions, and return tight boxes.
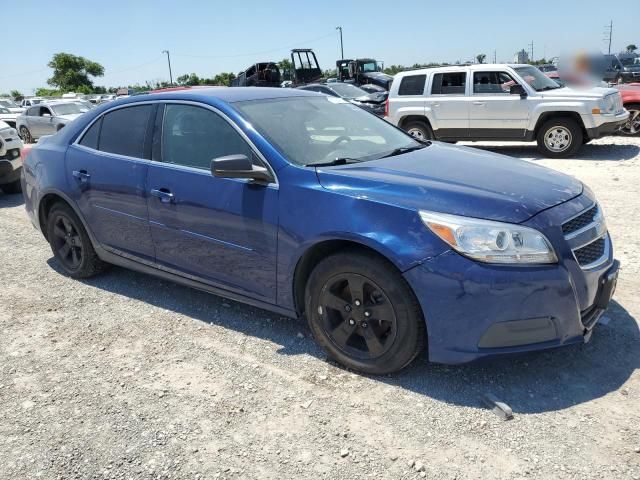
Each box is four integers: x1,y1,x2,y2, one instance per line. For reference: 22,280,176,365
385,64,629,158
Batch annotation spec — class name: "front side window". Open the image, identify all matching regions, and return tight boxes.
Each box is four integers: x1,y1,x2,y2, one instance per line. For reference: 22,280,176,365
398,75,426,96
431,72,466,95
39,107,52,116
161,104,252,170
473,71,518,94
99,105,152,158
234,96,422,167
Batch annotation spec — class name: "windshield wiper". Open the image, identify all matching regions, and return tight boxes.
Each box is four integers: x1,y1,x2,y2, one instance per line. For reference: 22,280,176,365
310,157,363,167
380,143,429,159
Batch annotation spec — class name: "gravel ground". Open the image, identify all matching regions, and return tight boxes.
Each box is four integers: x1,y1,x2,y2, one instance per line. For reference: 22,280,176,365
1,136,639,480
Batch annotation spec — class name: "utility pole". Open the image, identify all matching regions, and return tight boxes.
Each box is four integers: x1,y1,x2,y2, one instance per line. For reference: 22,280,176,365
493,49,497,63
162,50,173,85
604,20,613,54
529,41,534,62
336,26,344,59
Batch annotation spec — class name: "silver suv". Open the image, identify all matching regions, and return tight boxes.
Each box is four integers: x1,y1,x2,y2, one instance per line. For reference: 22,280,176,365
16,101,89,143
385,64,629,158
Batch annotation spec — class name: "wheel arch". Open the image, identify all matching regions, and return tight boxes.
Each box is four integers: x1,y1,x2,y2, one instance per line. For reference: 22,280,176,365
37,190,97,247
398,114,433,131
533,111,587,138
292,237,415,317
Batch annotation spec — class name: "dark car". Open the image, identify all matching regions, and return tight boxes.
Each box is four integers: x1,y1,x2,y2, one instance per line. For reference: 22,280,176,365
23,88,619,374
297,83,386,116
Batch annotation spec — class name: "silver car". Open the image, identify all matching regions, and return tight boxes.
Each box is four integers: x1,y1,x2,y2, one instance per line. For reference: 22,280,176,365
16,101,89,143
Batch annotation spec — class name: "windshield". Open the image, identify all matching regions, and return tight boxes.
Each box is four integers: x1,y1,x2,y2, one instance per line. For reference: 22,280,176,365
514,66,561,91
0,99,18,108
0,107,10,114
235,96,421,167
360,62,378,72
620,57,639,67
50,103,87,116
328,83,369,99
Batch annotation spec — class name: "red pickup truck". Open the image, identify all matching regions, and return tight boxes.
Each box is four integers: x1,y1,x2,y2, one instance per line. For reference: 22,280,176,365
615,83,640,136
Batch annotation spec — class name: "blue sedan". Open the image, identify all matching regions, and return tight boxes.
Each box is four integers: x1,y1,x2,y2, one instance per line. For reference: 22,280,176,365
21,87,619,374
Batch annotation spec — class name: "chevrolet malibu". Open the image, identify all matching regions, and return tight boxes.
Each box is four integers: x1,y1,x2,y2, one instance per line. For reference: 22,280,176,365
21,88,619,374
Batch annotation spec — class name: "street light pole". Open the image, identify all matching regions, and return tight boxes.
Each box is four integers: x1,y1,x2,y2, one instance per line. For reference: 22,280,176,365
336,26,344,59
162,50,173,85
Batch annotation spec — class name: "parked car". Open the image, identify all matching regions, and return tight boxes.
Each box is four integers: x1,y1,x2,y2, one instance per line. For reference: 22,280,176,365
386,64,629,158
0,106,18,128
359,83,387,95
0,120,23,193
22,88,619,374
21,98,45,108
0,98,25,114
17,101,89,143
603,53,640,83
537,64,558,73
297,82,386,116
615,83,640,136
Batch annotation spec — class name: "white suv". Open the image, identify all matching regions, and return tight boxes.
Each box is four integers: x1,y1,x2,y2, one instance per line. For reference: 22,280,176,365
385,64,629,158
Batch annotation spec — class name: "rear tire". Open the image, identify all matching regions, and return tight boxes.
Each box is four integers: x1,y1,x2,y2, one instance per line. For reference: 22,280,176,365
536,117,583,158
403,120,434,142
305,250,425,375
0,179,22,194
46,202,106,278
19,126,32,144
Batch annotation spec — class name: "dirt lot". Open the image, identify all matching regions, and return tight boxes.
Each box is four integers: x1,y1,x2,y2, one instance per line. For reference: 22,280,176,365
1,136,639,480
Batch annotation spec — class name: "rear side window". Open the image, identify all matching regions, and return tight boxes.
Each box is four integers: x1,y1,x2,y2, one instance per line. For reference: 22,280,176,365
398,75,426,95
161,104,252,170
79,117,102,149
431,72,467,95
98,105,152,158
27,107,39,116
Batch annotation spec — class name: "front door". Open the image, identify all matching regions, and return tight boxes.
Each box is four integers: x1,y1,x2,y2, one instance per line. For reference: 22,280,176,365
468,71,530,138
65,104,156,262
146,103,279,303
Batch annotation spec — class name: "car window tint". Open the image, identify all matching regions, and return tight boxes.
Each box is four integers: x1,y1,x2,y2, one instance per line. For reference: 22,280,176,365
431,72,466,95
79,117,102,150
398,75,426,95
473,71,517,94
98,105,152,158
162,104,252,170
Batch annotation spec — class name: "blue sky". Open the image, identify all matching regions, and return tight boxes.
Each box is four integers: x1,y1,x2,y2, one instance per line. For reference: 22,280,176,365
2,0,638,94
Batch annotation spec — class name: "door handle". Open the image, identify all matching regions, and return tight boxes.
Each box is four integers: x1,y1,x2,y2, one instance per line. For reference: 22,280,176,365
472,101,485,106
72,170,90,183
150,188,175,204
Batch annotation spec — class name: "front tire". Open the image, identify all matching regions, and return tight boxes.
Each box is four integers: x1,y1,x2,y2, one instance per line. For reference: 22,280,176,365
403,120,434,142
305,250,425,375
536,117,583,158
619,103,640,136
46,203,106,278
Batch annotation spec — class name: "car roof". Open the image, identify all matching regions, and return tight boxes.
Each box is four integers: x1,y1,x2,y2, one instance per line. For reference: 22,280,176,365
394,63,531,77
119,86,319,104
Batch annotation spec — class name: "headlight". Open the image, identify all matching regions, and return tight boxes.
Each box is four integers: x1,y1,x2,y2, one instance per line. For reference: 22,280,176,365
419,211,557,264
598,94,617,115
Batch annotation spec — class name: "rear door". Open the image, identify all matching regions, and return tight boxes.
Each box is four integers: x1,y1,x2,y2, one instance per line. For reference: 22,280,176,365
468,70,529,138
30,106,54,137
146,102,279,303
428,71,470,138
65,103,156,262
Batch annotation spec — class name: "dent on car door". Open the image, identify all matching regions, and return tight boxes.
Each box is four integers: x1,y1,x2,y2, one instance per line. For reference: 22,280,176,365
146,103,279,303
65,104,156,261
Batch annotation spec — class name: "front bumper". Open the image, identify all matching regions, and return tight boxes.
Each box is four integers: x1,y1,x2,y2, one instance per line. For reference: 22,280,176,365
0,150,22,184
403,193,618,365
586,111,630,139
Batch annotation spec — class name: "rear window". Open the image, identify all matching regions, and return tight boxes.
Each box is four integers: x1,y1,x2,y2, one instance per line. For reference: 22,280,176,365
98,105,152,158
398,75,426,95
431,72,467,95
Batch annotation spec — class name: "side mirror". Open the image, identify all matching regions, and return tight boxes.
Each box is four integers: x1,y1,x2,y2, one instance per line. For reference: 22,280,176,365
211,154,273,183
509,84,527,98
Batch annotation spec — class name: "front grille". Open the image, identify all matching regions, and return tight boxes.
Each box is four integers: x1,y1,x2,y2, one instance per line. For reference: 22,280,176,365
574,237,605,267
562,205,598,235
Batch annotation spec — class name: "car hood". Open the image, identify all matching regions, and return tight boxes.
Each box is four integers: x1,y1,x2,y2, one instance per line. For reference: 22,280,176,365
353,93,386,104
538,86,618,99
315,142,583,223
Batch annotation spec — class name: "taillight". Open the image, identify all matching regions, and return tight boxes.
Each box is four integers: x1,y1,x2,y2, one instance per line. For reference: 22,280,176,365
384,98,389,117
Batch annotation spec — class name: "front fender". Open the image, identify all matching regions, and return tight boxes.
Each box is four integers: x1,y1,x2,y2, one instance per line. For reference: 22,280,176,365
529,103,590,130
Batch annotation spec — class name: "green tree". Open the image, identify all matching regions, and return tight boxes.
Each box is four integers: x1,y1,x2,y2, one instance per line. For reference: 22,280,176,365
47,52,105,92
35,88,61,97
10,90,23,101
278,58,293,81
211,72,236,86
626,44,638,53
476,54,486,64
